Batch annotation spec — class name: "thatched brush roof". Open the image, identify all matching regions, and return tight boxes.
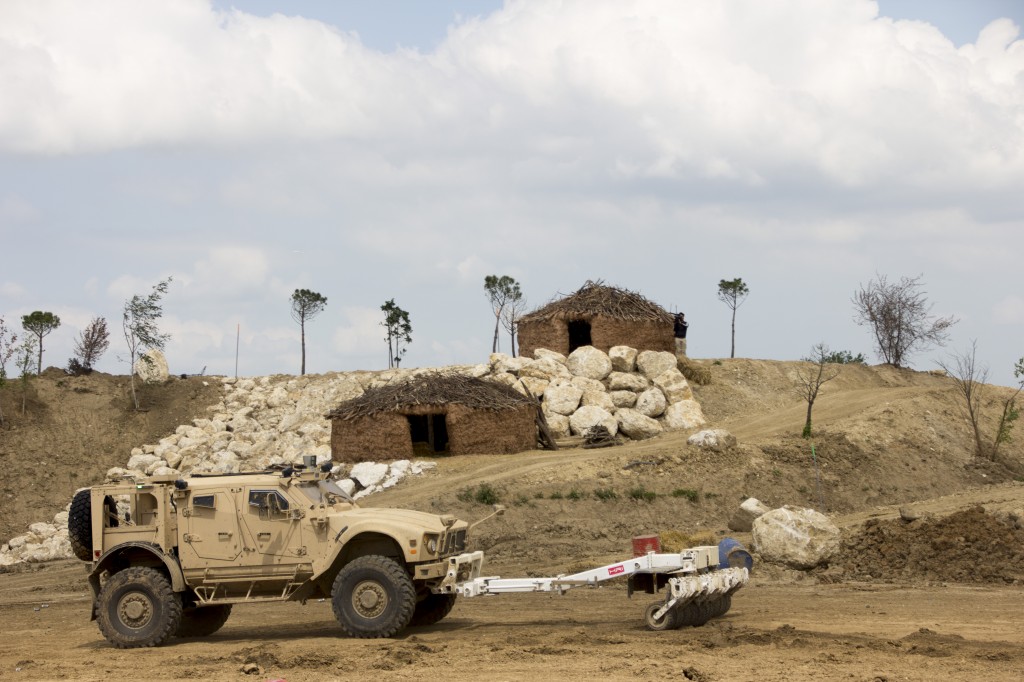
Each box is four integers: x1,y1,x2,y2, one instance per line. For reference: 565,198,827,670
327,372,534,420
520,280,673,323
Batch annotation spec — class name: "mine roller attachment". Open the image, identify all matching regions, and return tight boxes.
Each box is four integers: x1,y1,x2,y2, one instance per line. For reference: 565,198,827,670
446,539,751,631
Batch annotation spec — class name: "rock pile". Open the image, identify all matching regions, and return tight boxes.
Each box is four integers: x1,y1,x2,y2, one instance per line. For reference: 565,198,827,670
487,346,706,441
0,510,70,567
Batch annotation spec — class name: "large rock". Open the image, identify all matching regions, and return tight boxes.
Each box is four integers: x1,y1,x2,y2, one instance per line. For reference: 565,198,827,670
636,350,677,380
490,353,529,375
687,429,737,452
616,409,663,440
607,371,649,392
610,390,637,408
543,384,583,415
634,388,667,417
728,497,772,533
569,406,618,437
520,357,569,380
566,346,613,380
581,389,615,412
544,412,571,439
350,462,389,489
135,349,169,384
609,345,639,373
533,348,567,363
653,369,694,404
752,506,841,569
663,400,707,430
518,376,549,399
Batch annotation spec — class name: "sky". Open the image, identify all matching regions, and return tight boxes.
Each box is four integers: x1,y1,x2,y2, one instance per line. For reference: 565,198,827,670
1,0,1022,386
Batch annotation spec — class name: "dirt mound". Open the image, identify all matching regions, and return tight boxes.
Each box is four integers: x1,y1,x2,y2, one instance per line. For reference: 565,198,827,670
824,506,1024,585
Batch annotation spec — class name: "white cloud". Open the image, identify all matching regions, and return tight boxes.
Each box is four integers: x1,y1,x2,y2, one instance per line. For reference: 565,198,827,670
1,0,1020,197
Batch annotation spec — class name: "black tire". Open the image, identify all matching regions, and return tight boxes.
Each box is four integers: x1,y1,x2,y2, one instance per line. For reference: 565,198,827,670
408,593,457,627
331,555,416,638
96,567,182,648
675,601,712,628
175,604,232,638
68,489,93,561
644,601,679,631
709,594,732,618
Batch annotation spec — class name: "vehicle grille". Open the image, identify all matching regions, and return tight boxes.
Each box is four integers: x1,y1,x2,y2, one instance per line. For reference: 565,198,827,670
441,529,467,555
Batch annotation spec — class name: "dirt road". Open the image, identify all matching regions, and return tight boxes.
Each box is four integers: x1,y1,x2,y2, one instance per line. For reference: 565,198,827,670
1,559,1022,681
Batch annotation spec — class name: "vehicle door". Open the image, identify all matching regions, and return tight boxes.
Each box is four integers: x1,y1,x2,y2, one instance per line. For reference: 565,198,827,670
180,488,244,562
240,487,306,562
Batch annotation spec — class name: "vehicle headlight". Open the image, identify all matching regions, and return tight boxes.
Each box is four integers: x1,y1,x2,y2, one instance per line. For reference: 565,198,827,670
425,534,439,554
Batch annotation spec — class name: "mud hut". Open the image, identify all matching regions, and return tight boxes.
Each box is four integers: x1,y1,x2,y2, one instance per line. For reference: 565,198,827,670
327,373,537,463
517,281,675,358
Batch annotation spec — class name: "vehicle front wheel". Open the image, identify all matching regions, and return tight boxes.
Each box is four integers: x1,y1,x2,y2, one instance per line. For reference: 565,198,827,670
332,555,416,638
96,567,182,648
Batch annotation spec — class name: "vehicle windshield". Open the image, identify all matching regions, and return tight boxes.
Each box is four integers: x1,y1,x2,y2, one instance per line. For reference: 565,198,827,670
295,479,354,505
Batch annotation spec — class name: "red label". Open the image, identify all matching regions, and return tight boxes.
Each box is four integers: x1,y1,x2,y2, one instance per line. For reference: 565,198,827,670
608,564,625,576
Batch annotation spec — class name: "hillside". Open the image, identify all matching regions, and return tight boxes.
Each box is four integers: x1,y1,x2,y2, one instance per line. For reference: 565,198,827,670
2,358,1021,554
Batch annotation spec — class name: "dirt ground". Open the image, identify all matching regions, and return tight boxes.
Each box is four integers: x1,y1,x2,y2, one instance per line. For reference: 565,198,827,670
2,359,1024,680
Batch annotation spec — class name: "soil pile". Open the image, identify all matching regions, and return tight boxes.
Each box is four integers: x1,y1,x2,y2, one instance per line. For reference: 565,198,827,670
825,506,1024,584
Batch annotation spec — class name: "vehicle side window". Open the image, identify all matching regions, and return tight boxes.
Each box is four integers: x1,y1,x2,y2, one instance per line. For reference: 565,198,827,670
193,494,216,509
248,490,290,511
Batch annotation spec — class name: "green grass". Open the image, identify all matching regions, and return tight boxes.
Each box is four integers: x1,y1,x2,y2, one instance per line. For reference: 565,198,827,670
593,488,618,501
567,489,586,501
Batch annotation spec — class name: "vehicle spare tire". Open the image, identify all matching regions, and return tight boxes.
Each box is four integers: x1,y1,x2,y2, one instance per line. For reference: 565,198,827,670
68,489,93,561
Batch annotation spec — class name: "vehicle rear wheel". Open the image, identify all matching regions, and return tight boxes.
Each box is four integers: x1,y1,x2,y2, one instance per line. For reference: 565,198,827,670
332,555,416,638
644,601,679,631
96,567,182,648
675,601,712,628
408,593,457,627
175,604,232,637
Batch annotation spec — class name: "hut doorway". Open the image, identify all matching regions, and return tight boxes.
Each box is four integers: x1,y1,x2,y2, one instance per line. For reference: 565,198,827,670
407,414,449,454
567,319,592,352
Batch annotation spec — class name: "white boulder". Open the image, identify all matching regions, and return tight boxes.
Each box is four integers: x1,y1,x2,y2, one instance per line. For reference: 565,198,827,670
663,400,707,430
752,506,841,569
607,372,649,392
569,406,618,437
350,462,389,489
543,384,583,415
610,390,637,408
581,389,616,412
687,429,738,452
135,349,170,384
608,345,639,373
544,412,571,439
616,409,663,440
636,350,677,380
728,497,772,533
653,369,694,404
533,348,567,363
566,346,613,380
635,388,667,417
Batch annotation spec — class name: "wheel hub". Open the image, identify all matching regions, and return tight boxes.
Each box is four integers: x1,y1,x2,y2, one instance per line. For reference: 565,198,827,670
118,593,153,629
352,580,388,618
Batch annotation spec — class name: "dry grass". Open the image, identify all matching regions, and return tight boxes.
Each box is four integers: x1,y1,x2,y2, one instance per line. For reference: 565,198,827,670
521,280,673,323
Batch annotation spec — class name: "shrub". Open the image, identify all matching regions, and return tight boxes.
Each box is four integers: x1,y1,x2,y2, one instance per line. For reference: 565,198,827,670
474,483,500,505
672,488,699,502
628,486,657,503
593,488,618,501
567,489,585,501
549,491,564,500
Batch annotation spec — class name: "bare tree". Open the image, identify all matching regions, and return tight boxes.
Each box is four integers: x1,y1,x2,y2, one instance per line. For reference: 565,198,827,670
852,274,956,368
0,317,17,426
123,278,172,410
290,289,327,376
484,275,522,354
501,292,528,358
69,316,110,375
717,278,749,358
796,343,841,438
938,342,1022,462
15,336,37,415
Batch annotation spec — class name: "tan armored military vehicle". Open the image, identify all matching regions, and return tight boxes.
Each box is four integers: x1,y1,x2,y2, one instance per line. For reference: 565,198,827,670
68,458,477,648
